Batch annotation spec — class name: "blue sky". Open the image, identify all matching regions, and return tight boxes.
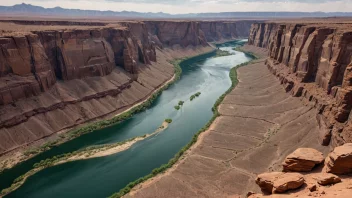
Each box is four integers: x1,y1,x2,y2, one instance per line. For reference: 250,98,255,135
1,0,351,13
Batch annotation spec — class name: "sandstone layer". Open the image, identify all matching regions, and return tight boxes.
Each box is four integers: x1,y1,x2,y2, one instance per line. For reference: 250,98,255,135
248,22,352,147
127,45,329,198
0,20,252,159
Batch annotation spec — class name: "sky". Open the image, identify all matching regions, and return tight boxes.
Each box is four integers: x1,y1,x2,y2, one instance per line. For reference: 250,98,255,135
1,0,352,14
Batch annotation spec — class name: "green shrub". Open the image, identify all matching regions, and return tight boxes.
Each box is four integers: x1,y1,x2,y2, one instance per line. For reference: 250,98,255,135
178,101,184,106
174,105,180,110
214,50,231,57
165,119,173,124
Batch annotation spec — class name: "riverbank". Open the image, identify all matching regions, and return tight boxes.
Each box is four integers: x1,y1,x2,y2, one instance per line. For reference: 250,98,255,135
124,45,329,198
0,46,214,175
0,121,170,197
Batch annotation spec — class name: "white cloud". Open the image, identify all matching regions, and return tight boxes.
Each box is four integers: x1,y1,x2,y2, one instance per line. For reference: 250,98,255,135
0,0,351,13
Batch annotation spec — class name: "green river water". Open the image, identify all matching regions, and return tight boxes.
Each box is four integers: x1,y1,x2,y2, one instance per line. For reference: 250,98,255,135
1,40,252,198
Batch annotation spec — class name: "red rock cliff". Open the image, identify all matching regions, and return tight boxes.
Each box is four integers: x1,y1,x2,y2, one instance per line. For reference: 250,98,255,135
0,26,157,105
248,22,352,147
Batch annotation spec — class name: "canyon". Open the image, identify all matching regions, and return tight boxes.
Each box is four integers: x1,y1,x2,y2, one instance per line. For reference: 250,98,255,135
0,16,351,198
0,20,255,165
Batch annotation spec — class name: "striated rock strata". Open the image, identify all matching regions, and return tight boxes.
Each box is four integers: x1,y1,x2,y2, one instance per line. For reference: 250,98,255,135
198,21,254,42
248,22,352,147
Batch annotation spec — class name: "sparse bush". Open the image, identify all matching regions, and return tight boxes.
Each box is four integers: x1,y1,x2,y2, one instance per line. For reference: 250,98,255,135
215,49,231,57
165,119,173,124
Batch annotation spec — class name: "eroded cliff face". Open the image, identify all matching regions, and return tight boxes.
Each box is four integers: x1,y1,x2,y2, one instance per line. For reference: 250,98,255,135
199,21,254,42
0,26,157,106
248,22,352,147
143,21,208,48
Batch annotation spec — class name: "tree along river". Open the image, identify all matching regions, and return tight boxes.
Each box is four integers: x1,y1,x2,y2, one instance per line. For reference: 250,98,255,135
2,40,252,198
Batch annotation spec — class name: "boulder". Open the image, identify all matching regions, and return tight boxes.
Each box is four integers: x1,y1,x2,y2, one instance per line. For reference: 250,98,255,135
256,172,305,194
324,143,352,174
308,184,317,192
283,148,325,172
314,173,341,186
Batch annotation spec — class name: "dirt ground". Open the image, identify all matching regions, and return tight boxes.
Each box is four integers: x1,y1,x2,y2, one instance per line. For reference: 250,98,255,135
126,46,330,198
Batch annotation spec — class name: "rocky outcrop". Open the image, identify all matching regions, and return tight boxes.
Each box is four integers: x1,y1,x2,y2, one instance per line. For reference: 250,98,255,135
248,22,352,146
324,143,352,174
283,148,324,172
251,146,351,198
0,34,57,105
256,172,305,194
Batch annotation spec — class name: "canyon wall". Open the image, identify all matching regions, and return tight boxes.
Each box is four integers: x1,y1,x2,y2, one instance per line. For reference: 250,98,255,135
0,20,253,155
0,25,156,105
199,21,254,42
248,22,352,147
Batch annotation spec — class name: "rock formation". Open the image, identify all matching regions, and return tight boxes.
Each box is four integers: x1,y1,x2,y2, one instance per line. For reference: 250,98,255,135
0,20,252,156
282,148,324,172
324,143,352,174
251,145,351,197
256,172,305,194
315,173,341,186
247,22,352,147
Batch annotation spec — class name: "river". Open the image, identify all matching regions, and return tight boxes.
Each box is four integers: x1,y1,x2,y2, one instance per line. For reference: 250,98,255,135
2,40,252,198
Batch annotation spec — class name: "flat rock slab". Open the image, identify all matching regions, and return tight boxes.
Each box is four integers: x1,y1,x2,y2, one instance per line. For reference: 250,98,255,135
324,143,352,175
283,148,324,172
256,172,305,194
314,173,341,186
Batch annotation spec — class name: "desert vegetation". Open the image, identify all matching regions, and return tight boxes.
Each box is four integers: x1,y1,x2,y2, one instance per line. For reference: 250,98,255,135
190,92,202,101
164,119,173,124
214,49,231,57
